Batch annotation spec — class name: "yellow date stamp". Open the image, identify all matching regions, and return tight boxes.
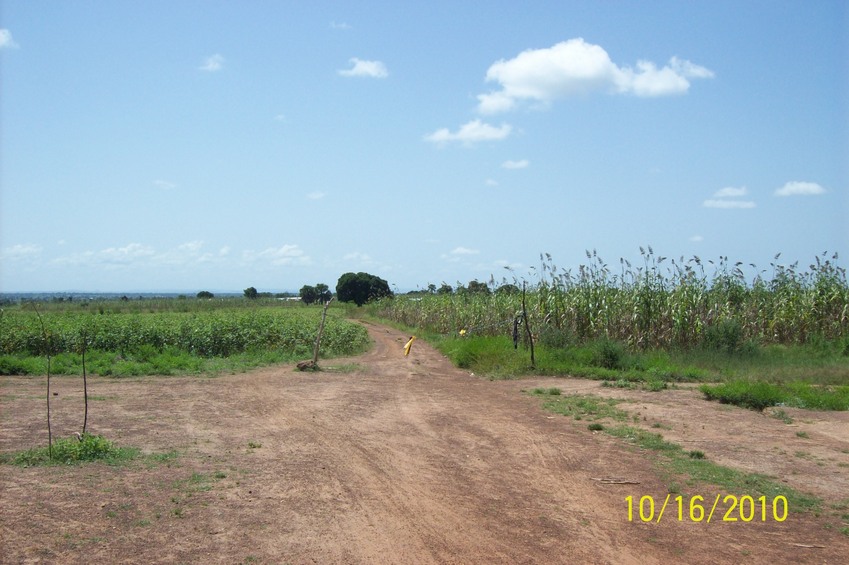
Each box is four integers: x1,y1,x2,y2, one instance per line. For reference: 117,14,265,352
625,494,788,523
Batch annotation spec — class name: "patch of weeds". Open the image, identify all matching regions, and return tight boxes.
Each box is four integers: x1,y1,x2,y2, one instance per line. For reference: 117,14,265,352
688,450,706,459
601,379,634,389
770,408,794,424
701,380,849,411
605,424,820,513
4,434,139,466
247,441,262,449
530,391,630,422
796,431,809,439
644,379,667,392
587,423,604,431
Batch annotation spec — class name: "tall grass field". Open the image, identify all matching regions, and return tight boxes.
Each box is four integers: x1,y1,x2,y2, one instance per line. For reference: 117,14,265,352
372,250,849,401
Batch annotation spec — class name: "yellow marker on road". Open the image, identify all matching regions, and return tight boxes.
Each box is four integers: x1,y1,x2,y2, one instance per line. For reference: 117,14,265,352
403,336,416,356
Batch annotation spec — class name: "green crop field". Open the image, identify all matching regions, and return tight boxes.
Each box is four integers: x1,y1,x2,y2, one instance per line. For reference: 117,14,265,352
0,299,370,376
371,251,849,404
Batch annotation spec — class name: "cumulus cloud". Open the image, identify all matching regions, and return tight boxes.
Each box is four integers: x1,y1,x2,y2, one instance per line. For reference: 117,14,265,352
338,58,388,78
501,159,529,169
774,181,826,197
477,38,713,114
0,29,20,49
425,119,512,145
703,185,755,209
199,54,224,72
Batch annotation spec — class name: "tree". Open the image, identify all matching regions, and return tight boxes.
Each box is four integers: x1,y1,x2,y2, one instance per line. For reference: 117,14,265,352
466,280,491,295
243,286,258,299
299,285,319,305
437,283,453,295
197,290,214,299
315,283,333,304
336,272,393,306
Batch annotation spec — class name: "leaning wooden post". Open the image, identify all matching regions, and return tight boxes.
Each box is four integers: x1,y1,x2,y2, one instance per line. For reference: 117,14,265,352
312,297,333,366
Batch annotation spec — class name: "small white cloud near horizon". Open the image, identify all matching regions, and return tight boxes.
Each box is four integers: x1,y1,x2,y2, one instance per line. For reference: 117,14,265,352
425,119,512,145
703,199,756,209
1,243,42,261
703,185,755,209
330,21,352,30
689,235,704,243
242,244,310,266
0,29,20,49
307,191,326,200
713,186,748,198
477,38,714,114
154,179,177,190
441,246,480,263
774,181,826,197
338,58,388,78
501,159,529,169
199,54,224,72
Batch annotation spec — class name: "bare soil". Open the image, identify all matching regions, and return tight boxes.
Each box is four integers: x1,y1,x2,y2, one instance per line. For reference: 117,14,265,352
1,321,847,564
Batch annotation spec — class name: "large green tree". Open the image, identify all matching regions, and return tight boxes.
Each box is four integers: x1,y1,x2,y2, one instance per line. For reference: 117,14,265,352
336,272,393,306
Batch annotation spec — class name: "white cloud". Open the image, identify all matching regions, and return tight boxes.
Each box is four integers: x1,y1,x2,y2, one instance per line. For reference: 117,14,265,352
330,21,352,30
306,191,326,200
425,119,512,145
199,54,224,72
703,185,755,209
713,186,748,198
477,38,713,114
441,247,480,262
501,159,529,169
0,29,20,49
273,114,286,122
1,243,42,260
485,179,499,186
689,235,704,242
99,243,156,264
243,245,310,266
703,199,756,209
338,58,388,78
343,251,373,263
774,181,826,197
154,179,177,190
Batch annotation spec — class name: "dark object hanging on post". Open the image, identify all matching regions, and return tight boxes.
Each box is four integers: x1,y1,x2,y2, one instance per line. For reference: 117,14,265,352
513,315,521,349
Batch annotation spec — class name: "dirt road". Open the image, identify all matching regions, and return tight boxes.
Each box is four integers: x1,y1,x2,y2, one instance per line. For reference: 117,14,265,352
1,322,847,564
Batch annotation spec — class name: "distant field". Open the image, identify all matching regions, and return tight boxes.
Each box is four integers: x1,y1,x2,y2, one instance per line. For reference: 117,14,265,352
0,300,369,376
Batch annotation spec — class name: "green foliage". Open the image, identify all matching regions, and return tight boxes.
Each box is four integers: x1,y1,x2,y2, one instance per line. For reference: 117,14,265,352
336,272,393,306
0,303,369,376
377,250,848,349
196,291,214,299
700,380,849,411
243,287,258,299
6,434,139,466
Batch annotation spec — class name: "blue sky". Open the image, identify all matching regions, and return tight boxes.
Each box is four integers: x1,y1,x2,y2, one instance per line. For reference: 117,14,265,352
1,1,847,293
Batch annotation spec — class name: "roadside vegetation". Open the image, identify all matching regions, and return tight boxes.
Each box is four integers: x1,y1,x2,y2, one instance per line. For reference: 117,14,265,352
372,250,849,411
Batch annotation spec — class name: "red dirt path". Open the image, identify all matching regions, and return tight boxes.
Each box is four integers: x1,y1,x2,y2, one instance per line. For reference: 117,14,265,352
1,321,847,564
